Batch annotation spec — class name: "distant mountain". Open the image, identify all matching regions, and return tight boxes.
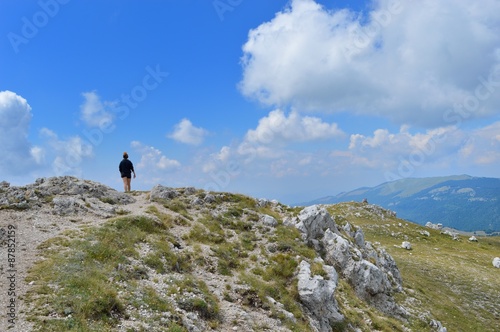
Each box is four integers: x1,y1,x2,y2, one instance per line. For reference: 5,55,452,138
300,175,500,232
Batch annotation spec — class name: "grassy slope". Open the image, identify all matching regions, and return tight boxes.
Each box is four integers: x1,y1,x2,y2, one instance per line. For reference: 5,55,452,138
22,190,500,332
328,202,500,332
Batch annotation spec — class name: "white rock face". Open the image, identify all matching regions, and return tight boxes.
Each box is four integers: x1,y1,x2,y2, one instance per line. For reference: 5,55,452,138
284,205,407,320
468,236,478,242
322,229,407,318
297,261,344,331
493,257,500,268
288,205,339,240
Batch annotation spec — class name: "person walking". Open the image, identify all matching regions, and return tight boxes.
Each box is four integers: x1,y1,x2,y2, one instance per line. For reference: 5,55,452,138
119,152,136,192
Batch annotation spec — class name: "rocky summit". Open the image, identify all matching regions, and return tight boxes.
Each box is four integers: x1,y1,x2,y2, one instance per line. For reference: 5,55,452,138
0,176,499,332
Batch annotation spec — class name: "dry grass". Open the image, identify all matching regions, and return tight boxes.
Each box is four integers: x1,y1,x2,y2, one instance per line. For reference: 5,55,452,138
328,202,500,331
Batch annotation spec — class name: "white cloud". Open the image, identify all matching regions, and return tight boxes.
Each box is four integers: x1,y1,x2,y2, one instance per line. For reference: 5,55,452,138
202,146,232,173
245,109,344,145
240,0,500,127
131,141,181,171
169,119,208,145
40,128,94,176
0,90,40,174
347,125,465,169
458,122,500,165
30,146,45,164
80,91,115,128
233,109,343,160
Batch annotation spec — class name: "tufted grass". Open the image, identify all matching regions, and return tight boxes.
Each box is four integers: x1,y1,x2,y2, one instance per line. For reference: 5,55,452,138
327,202,500,332
23,189,500,332
24,215,200,331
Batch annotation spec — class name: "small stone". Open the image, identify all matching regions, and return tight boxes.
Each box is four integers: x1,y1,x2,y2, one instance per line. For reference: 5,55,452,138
402,241,412,250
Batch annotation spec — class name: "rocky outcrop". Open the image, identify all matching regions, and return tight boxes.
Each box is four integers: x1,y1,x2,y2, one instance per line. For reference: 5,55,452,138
149,184,180,201
322,229,406,318
288,205,407,320
297,260,344,331
0,176,134,216
284,205,340,240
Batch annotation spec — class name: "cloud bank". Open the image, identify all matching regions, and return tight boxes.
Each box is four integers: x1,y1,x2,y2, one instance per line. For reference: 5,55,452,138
239,0,500,127
0,90,39,174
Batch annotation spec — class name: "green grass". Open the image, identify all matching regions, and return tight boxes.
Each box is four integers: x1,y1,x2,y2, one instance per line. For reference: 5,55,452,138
24,215,196,331
328,202,500,331
24,189,500,332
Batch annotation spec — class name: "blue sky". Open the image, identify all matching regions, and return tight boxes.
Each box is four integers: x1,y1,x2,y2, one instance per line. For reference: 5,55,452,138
1,0,500,204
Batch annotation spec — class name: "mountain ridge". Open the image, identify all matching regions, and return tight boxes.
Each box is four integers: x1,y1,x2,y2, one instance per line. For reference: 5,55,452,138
298,175,500,233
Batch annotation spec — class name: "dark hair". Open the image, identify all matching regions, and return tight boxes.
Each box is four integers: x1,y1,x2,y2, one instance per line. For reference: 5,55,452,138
123,152,128,159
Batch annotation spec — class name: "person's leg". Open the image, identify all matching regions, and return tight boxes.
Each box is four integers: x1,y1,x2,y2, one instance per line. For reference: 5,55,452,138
126,177,132,192
122,177,128,192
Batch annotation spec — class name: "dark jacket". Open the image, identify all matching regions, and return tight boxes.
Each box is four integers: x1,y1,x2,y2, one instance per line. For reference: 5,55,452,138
119,159,134,178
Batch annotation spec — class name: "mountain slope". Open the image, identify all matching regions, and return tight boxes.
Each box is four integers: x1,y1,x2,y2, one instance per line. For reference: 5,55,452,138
1,176,499,331
301,175,500,232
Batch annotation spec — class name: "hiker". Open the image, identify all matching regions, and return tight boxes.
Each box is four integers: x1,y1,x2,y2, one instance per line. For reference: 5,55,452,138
119,152,136,192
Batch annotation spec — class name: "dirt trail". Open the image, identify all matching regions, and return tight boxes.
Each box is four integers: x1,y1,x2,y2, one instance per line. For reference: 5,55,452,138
0,192,151,332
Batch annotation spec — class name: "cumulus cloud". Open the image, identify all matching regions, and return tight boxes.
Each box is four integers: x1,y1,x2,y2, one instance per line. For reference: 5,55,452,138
169,119,208,145
131,141,181,171
347,125,465,168
199,109,344,180
80,91,115,128
239,0,500,127
0,90,40,174
40,128,94,176
245,109,344,144
234,109,343,159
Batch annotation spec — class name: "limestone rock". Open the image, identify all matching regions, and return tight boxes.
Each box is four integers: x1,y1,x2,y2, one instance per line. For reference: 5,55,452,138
260,214,278,227
297,260,344,331
493,257,500,268
402,241,412,250
441,229,460,241
354,228,365,248
150,184,179,201
419,230,430,237
425,222,443,230
0,176,134,215
322,228,406,318
204,193,216,204
288,205,339,240
468,236,478,242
